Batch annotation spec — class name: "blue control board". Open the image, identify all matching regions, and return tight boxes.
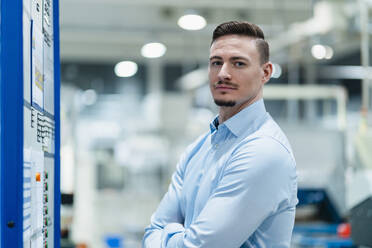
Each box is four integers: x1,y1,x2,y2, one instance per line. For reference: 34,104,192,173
0,0,61,247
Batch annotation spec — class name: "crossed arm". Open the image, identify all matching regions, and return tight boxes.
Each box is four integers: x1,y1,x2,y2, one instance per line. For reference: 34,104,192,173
142,138,295,248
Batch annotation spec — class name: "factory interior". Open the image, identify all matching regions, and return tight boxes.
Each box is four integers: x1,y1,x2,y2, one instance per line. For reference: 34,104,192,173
55,0,372,247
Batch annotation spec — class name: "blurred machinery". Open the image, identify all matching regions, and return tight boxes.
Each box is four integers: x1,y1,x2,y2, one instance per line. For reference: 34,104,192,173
350,196,372,246
61,193,75,248
264,85,348,222
60,84,197,247
347,127,372,246
347,0,372,245
56,1,372,246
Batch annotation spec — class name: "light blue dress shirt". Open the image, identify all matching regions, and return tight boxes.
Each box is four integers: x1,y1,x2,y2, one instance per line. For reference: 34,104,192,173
143,99,298,248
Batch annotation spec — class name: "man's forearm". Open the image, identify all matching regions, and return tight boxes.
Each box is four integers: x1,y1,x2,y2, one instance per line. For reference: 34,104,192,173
162,223,185,247
166,232,184,247
142,228,162,247
143,223,184,248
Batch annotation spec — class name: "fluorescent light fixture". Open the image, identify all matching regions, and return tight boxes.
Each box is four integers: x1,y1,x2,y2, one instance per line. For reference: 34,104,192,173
141,42,167,58
114,61,138,77
311,44,327,60
177,14,206,30
271,63,282,78
311,44,334,60
324,45,334,59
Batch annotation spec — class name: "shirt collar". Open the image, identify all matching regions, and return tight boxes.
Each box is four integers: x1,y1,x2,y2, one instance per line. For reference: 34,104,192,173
209,99,267,137
209,116,219,133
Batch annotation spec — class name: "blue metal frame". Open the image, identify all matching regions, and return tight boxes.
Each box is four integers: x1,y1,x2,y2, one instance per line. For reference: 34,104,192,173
0,0,60,247
293,224,355,247
54,0,61,246
0,0,24,248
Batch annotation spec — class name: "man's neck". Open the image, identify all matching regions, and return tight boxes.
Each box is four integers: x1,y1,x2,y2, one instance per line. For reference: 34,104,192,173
218,97,262,124
218,104,246,124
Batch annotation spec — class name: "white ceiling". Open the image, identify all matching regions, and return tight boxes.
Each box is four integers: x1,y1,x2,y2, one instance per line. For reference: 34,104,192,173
59,0,361,64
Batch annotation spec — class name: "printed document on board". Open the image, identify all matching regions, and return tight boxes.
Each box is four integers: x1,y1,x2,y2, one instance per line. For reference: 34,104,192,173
23,148,32,243
23,12,31,103
31,150,44,232
31,24,44,110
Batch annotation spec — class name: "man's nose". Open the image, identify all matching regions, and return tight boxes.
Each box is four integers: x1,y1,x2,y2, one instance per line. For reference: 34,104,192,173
218,63,232,81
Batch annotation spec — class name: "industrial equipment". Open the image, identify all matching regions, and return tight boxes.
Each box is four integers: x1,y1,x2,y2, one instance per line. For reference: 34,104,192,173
0,0,61,247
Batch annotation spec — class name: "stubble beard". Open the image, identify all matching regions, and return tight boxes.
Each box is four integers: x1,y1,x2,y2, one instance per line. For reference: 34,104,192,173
213,81,237,107
214,99,236,107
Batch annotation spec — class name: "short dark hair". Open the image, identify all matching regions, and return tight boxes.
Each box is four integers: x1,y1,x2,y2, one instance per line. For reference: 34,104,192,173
211,21,269,64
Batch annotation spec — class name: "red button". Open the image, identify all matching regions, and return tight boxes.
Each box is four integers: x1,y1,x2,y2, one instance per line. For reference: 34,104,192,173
337,223,351,238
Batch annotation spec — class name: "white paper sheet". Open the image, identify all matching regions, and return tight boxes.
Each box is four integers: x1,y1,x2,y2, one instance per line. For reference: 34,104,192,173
31,150,44,232
24,0,32,16
31,235,43,248
23,12,32,103
23,148,32,242
42,0,53,35
31,25,44,110
31,0,43,30
43,43,54,115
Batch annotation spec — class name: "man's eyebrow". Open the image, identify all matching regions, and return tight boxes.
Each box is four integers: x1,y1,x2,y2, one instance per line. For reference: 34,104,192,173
209,56,222,61
209,56,251,62
230,56,250,62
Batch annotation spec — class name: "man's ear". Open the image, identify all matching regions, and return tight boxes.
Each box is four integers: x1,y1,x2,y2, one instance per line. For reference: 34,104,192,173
262,62,273,84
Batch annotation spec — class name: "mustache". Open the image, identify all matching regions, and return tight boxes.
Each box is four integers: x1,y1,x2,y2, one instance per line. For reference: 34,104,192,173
214,81,238,88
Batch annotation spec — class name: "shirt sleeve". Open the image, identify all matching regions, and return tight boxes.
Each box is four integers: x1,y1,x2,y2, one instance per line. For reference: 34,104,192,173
142,154,185,247
142,134,208,248
164,136,296,248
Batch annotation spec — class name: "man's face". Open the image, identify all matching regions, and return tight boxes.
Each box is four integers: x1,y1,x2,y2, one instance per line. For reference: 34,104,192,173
208,34,272,108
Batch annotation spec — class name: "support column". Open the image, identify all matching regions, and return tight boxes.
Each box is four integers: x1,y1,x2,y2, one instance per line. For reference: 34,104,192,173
287,46,300,122
360,0,370,115
147,59,163,94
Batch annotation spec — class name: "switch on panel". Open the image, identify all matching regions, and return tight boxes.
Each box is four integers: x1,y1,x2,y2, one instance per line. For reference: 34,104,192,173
35,172,41,182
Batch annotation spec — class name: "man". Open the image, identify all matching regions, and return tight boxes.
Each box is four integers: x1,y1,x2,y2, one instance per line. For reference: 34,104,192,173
143,21,298,248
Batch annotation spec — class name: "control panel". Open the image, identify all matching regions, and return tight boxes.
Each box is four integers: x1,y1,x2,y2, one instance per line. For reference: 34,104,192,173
22,0,58,247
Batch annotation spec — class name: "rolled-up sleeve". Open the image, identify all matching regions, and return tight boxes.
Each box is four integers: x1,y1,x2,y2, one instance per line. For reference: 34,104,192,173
158,137,296,248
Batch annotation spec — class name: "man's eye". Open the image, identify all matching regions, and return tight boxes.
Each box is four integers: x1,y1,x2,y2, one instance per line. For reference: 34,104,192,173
211,61,222,66
234,62,246,67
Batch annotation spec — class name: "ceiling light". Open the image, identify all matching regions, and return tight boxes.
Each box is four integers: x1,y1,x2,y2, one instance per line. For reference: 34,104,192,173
311,44,327,60
141,42,167,58
177,14,206,31
324,45,334,59
114,61,138,77
271,63,282,78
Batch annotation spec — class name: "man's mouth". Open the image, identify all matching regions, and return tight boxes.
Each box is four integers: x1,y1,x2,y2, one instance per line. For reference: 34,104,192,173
216,85,236,89
214,81,238,90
